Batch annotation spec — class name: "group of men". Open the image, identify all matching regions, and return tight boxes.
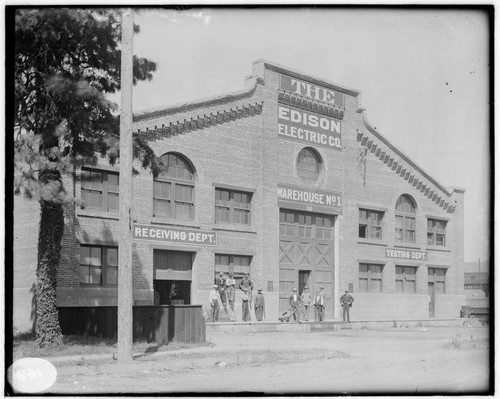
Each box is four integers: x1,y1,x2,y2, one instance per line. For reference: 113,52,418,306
289,287,354,322
209,271,355,323
209,272,265,322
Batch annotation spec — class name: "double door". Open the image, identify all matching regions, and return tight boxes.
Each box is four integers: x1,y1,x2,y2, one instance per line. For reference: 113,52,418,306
279,209,335,316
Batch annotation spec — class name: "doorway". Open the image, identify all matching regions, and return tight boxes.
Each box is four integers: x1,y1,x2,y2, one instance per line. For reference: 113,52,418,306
298,270,311,295
154,280,191,305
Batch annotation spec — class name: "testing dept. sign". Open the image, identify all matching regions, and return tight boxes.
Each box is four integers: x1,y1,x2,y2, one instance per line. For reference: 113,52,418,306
277,184,342,215
133,224,217,246
280,74,344,107
385,248,427,261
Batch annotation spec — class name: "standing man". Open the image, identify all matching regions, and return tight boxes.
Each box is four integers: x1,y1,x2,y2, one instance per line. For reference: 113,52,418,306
209,284,220,322
300,287,312,321
241,289,251,321
314,287,325,321
254,289,265,321
215,272,228,315
340,290,354,322
289,288,302,322
239,272,254,309
313,291,321,321
225,272,237,321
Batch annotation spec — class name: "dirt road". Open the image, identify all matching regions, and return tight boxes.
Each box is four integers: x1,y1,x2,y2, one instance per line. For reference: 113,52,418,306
47,326,490,394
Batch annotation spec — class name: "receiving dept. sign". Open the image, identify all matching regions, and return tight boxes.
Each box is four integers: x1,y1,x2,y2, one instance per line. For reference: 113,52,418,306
277,184,342,215
133,224,217,246
385,248,427,261
278,104,342,150
280,74,344,107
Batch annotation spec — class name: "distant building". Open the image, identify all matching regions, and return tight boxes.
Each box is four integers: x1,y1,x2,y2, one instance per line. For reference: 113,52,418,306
464,272,489,317
14,60,466,332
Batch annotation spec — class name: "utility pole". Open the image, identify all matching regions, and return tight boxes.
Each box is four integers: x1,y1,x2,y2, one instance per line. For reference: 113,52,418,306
117,8,134,362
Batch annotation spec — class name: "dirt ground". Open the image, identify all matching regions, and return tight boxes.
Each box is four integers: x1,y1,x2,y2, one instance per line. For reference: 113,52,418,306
42,325,489,395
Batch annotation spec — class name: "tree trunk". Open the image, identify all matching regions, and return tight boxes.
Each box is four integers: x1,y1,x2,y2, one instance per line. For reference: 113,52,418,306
35,199,64,347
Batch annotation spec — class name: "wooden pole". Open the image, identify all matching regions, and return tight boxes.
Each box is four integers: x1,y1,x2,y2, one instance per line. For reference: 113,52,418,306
117,8,134,362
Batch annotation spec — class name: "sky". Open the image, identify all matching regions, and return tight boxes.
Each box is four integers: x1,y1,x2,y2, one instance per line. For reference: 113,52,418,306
126,7,490,263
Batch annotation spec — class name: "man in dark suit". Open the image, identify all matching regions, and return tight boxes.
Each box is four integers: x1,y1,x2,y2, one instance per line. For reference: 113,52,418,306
289,288,302,322
340,290,354,322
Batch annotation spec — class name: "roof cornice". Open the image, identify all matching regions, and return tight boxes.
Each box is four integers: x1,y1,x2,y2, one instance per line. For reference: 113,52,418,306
133,76,261,122
360,109,458,197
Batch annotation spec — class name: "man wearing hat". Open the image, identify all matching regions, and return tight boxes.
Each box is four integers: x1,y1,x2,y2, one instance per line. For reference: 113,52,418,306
239,272,254,309
254,289,265,321
313,287,326,321
340,289,354,322
289,288,302,322
209,284,221,322
300,287,312,321
215,271,228,314
225,272,237,321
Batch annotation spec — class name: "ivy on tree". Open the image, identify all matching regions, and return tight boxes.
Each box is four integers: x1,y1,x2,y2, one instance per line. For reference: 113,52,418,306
14,8,162,347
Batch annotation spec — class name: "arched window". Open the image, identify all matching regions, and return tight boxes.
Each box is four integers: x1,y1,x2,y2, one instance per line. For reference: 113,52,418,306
297,148,322,179
395,195,416,243
153,153,195,220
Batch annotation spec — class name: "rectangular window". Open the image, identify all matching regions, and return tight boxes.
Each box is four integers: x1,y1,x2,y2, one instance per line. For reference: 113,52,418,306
428,267,446,294
427,219,447,246
215,188,252,225
359,209,383,239
153,180,194,220
81,169,119,212
215,254,252,286
79,245,118,286
359,263,383,292
279,210,334,239
395,266,417,293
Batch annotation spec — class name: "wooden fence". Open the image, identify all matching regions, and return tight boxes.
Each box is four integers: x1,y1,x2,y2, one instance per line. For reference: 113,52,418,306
58,305,206,344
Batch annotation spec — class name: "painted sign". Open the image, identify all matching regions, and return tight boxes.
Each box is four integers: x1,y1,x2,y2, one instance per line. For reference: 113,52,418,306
133,224,217,246
385,248,427,261
277,184,342,214
278,104,342,150
280,74,344,107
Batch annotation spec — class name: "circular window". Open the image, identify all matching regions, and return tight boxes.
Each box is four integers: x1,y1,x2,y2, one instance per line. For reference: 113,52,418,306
297,147,322,179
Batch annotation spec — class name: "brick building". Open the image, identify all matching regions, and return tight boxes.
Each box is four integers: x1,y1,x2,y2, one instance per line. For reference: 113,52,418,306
13,60,466,332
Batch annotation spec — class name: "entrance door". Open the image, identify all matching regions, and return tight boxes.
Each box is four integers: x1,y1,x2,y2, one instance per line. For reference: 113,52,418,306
154,250,193,305
298,270,311,295
428,282,435,318
279,210,335,315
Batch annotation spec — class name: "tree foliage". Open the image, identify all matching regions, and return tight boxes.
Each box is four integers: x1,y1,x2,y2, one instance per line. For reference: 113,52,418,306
14,8,159,346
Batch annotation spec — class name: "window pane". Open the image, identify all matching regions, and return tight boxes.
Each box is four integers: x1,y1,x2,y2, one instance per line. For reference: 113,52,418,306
108,193,118,211
359,278,368,292
286,212,294,223
369,278,382,292
436,281,445,294
436,234,445,246
427,233,434,245
154,200,170,217
396,280,403,292
406,280,416,292
395,266,403,275
90,247,102,266
279,211,286,223
360,264,368,273
107,248,118,267
108,174,119,192
106,267,118,285
216,207,230,223
369,265,382,274
90,172,103,190
405,267,416,276
395,216,403,229
80,246,90,264
89,191,103,209
79,266,89,283
89,266,102,285
176,202,194,219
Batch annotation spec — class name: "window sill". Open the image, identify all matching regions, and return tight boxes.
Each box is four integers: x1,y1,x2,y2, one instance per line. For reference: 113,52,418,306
394,244,422,250
426,246,451,253
150,218,200,229
77,210,119,220
358,239,387,247
213,225,257,234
